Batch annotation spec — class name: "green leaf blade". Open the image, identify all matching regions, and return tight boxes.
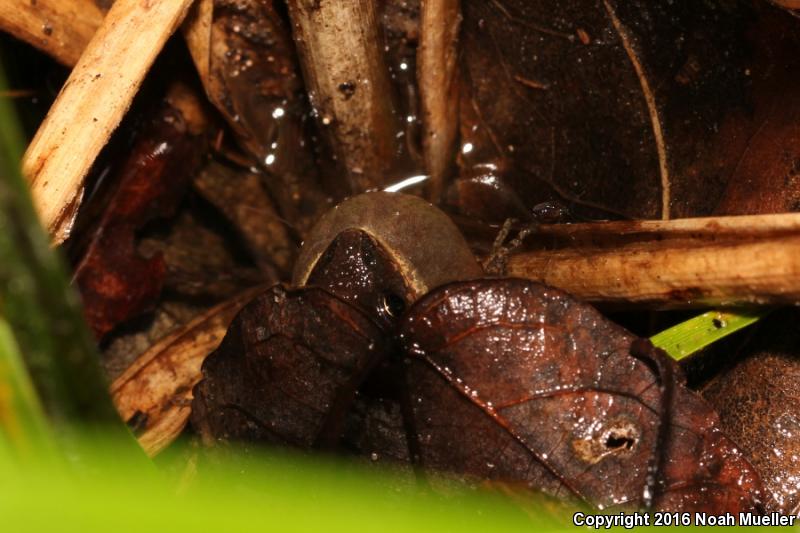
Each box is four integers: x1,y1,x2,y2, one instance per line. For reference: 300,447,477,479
650,308,769,360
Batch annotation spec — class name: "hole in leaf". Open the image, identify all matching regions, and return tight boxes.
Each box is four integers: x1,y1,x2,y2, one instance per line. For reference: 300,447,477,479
604,433,635,450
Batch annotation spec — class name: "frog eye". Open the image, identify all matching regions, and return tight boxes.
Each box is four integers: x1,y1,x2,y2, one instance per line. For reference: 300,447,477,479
380,292,406,318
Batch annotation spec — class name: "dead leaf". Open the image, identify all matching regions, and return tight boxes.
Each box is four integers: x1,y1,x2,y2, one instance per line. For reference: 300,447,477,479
200,0,328,233
73,98,205,339
191,285,387,448
111,285,267,456
702,309,800,513
400,279,764,512
450,0,800,222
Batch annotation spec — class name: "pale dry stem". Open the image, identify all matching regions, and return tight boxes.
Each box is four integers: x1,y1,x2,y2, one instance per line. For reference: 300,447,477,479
507,213,800,308
22,0,196,244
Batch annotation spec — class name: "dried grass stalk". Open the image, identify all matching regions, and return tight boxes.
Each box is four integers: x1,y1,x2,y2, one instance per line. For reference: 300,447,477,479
111,286,266,457
418,0,461,203
506,213,800,307
0,0,102,66
22,0,196,244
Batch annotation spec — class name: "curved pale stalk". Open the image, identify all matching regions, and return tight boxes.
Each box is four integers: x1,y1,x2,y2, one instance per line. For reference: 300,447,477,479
22,0,195,244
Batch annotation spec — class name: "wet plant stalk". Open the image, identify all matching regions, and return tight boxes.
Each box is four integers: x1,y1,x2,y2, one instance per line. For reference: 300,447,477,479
286,0,401,193
418,0,461,203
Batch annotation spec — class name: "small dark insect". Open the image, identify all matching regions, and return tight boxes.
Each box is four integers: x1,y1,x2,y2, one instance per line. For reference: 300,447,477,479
191,193,764,514
530,201,573,224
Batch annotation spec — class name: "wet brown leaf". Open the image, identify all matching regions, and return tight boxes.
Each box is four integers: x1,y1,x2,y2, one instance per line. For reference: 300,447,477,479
712,6,800,215
191,285,387,448
73,99,205,339
451,0,800,222
199,0,328,232
400,279,764,512
702,309,800,513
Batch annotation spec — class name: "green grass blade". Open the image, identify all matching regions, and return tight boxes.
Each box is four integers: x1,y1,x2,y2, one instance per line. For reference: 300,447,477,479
0,56,141,459
0,317,57,461
650,308,769,361
0,441,568,533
